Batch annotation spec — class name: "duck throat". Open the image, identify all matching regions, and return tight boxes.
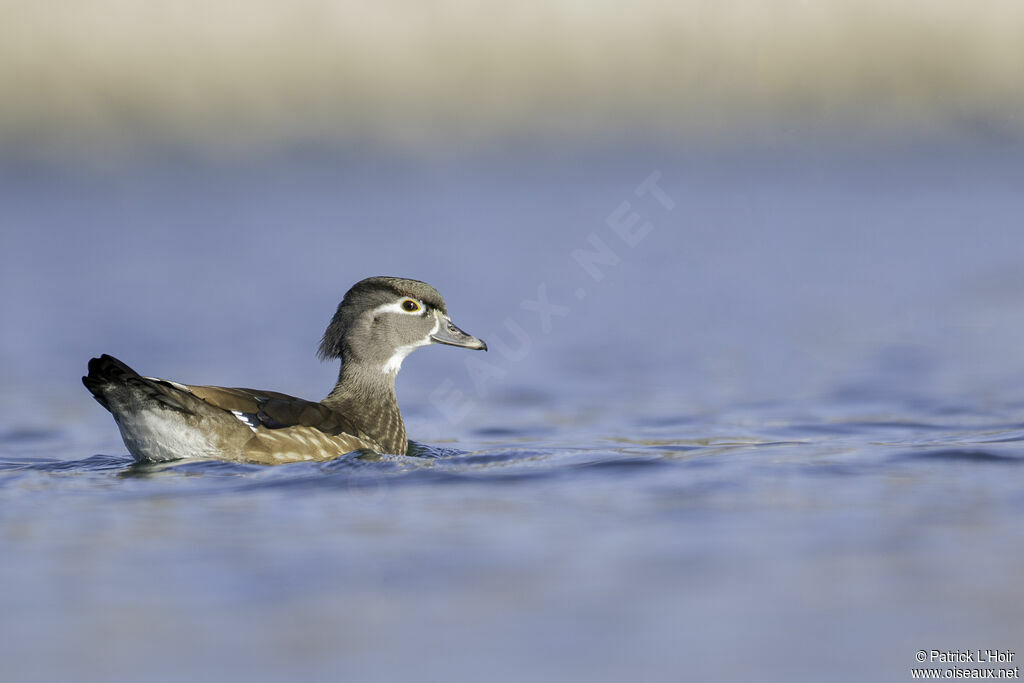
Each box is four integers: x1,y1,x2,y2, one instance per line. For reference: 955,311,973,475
322,362,407,455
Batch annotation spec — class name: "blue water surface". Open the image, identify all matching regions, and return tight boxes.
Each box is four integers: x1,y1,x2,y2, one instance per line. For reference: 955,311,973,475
1,141,1023,682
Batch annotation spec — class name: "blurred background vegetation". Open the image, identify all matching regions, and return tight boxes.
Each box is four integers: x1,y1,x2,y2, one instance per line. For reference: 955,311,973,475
2,0,1022,157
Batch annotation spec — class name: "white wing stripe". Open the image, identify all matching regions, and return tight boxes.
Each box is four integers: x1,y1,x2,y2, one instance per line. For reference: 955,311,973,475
230,410,260,433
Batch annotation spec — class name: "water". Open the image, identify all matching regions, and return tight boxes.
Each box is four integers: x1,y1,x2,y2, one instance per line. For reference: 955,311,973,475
2,141,1023,682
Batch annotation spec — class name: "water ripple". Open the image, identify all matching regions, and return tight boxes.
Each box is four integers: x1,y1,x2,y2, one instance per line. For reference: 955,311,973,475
895,448,1024,465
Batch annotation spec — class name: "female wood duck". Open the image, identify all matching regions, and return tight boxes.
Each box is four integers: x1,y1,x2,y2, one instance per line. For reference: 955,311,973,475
82,276,487,464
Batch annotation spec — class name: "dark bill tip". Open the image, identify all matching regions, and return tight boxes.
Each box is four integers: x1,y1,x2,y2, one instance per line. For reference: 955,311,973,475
431,318,487,350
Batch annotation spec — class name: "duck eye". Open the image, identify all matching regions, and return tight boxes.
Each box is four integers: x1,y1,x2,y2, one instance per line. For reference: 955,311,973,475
402,299,420,312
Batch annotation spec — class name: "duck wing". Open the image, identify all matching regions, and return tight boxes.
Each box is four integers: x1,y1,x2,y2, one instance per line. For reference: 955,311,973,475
186,385,365,436
185,385,383,461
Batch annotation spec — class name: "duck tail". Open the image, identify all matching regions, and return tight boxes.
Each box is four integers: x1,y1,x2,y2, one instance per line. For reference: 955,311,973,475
82,354,191,413
82,354,140,410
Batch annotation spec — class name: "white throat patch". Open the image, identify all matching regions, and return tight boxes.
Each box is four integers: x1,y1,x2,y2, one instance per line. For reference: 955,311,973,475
381,310,441,374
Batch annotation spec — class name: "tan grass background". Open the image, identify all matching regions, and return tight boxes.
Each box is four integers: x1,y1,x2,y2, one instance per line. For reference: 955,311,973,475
2,0,1023,151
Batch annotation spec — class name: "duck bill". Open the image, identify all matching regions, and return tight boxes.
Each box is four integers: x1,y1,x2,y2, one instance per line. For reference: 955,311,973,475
431,315,487,351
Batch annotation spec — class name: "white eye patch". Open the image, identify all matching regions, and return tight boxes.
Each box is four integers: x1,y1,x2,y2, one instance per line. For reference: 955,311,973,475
370,299,424,316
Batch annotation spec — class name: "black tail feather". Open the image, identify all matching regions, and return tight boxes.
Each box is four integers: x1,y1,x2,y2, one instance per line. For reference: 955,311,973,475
82,354,139,410
82,354,190,413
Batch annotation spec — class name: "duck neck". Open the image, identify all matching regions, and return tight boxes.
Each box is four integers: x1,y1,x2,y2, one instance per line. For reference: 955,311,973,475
322,361,407,455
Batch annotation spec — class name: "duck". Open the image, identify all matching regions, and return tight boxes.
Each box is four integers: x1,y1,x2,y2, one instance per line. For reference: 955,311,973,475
82,276,487,464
